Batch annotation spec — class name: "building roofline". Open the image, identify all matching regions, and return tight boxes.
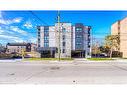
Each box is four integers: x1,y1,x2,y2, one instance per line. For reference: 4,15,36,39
7,43,31,46
120,16,127,22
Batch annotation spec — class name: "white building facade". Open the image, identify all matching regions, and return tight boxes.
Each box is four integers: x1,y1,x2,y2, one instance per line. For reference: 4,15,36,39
37,23,91,58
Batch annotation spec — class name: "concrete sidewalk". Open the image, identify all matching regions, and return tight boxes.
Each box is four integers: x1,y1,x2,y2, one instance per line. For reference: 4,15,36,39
0,58,127,64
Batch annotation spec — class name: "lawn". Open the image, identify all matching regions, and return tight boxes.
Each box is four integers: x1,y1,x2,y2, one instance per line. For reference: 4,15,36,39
87,58,114,61
25,58,73,61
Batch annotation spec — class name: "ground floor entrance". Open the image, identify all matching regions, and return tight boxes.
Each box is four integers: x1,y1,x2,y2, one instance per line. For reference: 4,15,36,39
37,47,57,58
37,47,87,58
41,50,55,58
71,50,85,58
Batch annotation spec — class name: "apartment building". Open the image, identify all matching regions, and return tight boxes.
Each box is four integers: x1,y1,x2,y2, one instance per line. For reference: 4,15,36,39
37,23,91,58
111,17,127,58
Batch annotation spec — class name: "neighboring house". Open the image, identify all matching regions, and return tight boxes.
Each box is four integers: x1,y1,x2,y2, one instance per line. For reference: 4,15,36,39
0,44,6,54
31,43,37,52
6,43,37,54
111,17,127,58
37,23,91,58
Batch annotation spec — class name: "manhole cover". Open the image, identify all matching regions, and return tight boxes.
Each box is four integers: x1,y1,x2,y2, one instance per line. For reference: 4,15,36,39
50,66,60,70
73,80,76,82
8,73,15,76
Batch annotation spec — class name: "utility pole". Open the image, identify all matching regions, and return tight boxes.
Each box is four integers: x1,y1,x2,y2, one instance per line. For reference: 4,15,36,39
89,27,92,58
21,48,25,60
57,11,61,61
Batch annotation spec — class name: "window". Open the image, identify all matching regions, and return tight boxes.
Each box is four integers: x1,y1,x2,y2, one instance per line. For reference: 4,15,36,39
88,30,90,34
56,48,58,53
62,49,65,53
44,27,49,34
38,38,40,43
44,42,49,47
44,30,48,33
76,35,82,38
38,34,40,37
88,42,90,48
37,26,40,31
38,32,40,34
44,36,49,40
63,42,66,47
76,42,82,45
76,28,82,32
62,35,65,40
62,28,66,32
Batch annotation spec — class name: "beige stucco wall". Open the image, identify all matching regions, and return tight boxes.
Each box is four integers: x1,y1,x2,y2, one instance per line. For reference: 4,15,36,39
111,17,127,58
111,21,120,35
119,17,127,58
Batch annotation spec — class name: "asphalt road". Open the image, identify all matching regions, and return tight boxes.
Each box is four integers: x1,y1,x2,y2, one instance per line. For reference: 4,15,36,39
0,60,127,84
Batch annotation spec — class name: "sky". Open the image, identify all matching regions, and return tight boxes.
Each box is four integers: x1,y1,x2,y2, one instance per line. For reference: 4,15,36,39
0,10,127,45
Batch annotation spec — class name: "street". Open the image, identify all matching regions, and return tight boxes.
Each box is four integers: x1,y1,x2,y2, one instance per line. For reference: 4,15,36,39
0,60,127,84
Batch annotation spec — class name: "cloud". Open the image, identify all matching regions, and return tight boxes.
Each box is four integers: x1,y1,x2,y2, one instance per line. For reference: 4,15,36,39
0,27,6,34
29,37,36,43
0,35,24,42
23,20,33,29
0,17,22,25
0,12,36,44
13,17,22,23
0,26,15,35
10,26,27,36
0,11,2,18
0,29,4,34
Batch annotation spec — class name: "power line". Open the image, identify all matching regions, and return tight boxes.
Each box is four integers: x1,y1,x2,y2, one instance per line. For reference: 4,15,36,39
29,11,49,26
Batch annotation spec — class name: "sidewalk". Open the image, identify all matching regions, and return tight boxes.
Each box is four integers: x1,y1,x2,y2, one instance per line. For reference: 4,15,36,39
0,59,22,63
0,58,127,64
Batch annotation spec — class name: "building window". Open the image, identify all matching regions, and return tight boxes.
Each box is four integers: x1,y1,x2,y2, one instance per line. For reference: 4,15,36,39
88,42,90,48
38,38,40,41
44,27,49,32
38,34,40,37
76,42,82,49
37,26,40,31
62,42,66,47
62,35,65,40
76,28,82,32
44,36,49,41
62,49,65,53
62,28,66,32
76,35,82,39
88,30,90,34
76,42,82,45
44,42,49,47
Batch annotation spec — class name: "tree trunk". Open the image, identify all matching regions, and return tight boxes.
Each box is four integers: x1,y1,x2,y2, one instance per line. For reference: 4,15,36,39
110,47,113,59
